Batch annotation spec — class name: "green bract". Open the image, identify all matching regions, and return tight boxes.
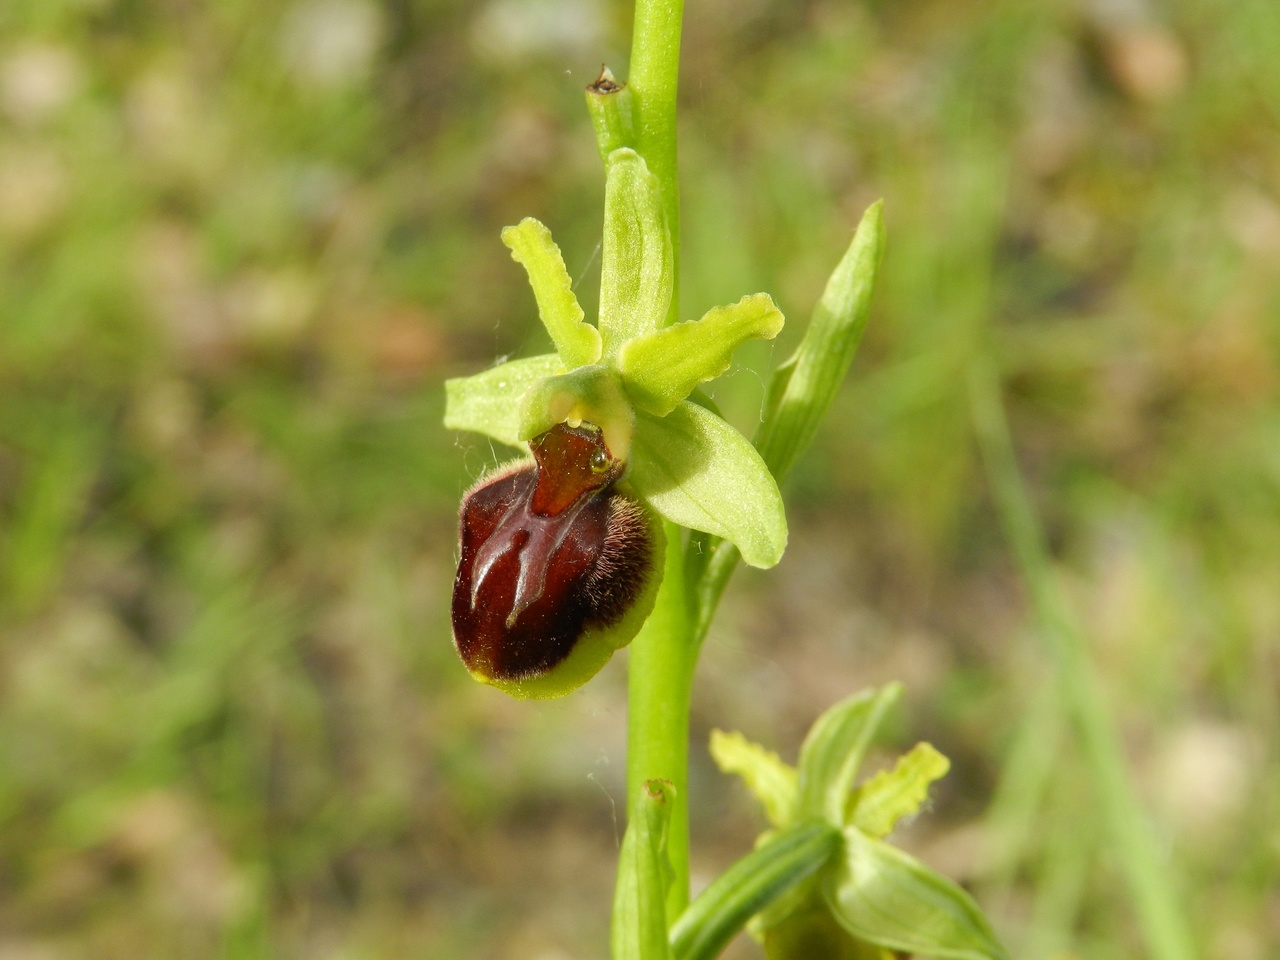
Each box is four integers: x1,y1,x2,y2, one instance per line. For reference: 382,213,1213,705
671,822,840,960
445,147,788,570
614,779,676,960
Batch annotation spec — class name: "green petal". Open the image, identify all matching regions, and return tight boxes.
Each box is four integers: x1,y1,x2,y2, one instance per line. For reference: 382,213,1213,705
444,353,564,448
628,401,787,569
501,218,602,369
756,200,885,483
709,729,797,829
670,822,840,960
618,293,785,416
796,684,901,826
824,828,1010,960
600,148,673,357
849,743,950,839
613,780,676,960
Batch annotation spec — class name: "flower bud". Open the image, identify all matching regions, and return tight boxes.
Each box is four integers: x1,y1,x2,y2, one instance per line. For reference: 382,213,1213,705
452,422,663,698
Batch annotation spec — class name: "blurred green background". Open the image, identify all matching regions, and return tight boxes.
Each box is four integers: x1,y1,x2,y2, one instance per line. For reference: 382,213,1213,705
1,0,1277,957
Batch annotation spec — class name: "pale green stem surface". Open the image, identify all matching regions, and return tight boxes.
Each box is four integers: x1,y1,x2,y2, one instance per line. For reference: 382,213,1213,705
627,521,694,918
967,357,1198,960
628,0,683,326
622,0,694,922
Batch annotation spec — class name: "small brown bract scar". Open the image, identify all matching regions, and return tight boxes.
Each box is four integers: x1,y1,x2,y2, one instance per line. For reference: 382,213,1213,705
589,65,624,94
451,422,657,690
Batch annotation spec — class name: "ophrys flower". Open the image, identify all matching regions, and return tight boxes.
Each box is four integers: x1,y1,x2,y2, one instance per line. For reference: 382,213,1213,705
446,148,787,698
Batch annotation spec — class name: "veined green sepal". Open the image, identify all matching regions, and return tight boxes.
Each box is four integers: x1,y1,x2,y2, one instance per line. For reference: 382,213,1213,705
600,148,673,357
628,401,787,569
823,828,1010,960
797,684,902,825
445,353,565,449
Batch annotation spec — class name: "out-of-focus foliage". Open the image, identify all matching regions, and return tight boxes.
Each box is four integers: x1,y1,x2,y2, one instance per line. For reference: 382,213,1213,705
0,0,1275,957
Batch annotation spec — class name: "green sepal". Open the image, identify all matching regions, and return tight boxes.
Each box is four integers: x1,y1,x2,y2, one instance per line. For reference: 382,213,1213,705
670,822,840,960
613,780,676,960
823,828,1011,960
709,729,797,829
444,353,564,448
501,217,602,369
618,293,784,416
600,148,673,358
756,200,885,482
628,400,787,569
796,684,902,826
849,742,950,839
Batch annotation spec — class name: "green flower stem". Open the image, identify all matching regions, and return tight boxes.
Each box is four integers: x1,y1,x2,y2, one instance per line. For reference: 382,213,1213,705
622,0,692,923
967,357,1197,960
627,520,694,917
628,0,683,326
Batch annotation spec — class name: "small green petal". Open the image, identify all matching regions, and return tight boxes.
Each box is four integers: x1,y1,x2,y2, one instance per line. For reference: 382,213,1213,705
618,293,785,416
613,780,676,960
628,401,787,569
600,148,673,357
824,828,1010,960
796,684,902,826
709,729,797,829
444,353,564,448
501,217,601,369
849,743,950,839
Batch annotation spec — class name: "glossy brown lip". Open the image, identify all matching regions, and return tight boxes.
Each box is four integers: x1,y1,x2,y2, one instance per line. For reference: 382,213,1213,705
451,422,653,682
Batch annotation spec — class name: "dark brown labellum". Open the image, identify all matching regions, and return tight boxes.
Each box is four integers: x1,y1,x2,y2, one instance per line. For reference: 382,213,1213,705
451,422,659,698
